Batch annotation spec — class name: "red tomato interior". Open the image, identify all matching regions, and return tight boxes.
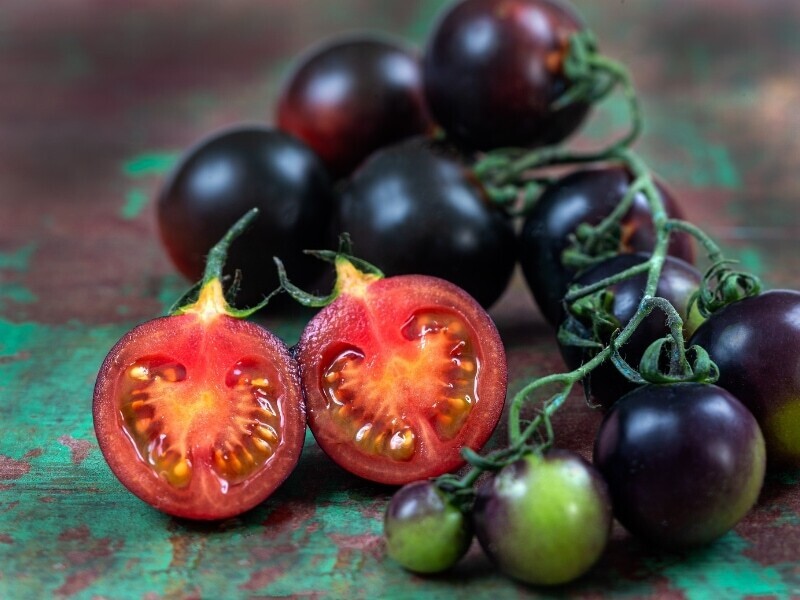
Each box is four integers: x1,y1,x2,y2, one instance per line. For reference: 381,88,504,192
297,273,507,485
94,313,305,520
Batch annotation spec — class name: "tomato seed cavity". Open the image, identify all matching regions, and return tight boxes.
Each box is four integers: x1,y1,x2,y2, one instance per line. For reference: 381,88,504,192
119,355,283,492
320,311,479,462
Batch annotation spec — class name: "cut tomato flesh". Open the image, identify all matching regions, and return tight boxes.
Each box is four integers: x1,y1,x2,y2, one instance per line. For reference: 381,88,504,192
322,310,479,462
296,274,507,485
94,313,305,520
119,354,283,491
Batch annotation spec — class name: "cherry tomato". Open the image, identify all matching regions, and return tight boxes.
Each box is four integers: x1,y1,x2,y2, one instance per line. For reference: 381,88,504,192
277,35,431,178
94,212,306,520
157,126,334,307
384,480,472,573
519,166,694,326
690,290,800,469
292,256,507,485
423,0,589,150
336,138,516,309
594,383,766,548
558,253,703,409
472,450,612,586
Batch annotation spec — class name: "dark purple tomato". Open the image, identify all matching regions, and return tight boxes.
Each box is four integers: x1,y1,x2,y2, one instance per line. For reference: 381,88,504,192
277,36,432,178
520,166,695,327
594,383,766,548
336,138,516,309
423,0,589,150
689,290,800,469
473,450,612,586
384,480,472,573
157,127,334,307
558,253,703,410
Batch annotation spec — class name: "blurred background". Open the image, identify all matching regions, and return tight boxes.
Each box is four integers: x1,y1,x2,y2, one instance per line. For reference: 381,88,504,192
2,0,800,327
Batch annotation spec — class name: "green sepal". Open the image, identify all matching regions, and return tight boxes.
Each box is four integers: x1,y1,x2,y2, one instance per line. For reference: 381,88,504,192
169,280,203,315
274,256,335,308
552,29,620,111
638,338,720,385
560,288,620,351
224,287,283,318
690,259,762,318
274,233,386,309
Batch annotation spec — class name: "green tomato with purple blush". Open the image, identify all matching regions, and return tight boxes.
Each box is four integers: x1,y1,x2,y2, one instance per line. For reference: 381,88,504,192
384,480,472,573
472,450,612,586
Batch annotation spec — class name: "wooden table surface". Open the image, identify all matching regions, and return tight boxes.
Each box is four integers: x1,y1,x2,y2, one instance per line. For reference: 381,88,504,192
2,1,800,598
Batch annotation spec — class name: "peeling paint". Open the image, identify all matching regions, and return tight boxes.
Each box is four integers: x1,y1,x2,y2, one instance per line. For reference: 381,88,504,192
57,436,93,466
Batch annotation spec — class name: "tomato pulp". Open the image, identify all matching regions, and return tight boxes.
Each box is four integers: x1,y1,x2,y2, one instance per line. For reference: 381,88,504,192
293,258,507,485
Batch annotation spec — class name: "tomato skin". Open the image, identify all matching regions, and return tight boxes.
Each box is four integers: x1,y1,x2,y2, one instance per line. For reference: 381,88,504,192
557,253,703,410
277,36,431,178
93,312,306,520
337,138,516,309
295,273,507,485
689,290,800,469
423,0,589,150
593,383,765,548
519,166,694,326
157,126,334,307
472,450,611,586
384,480,472,573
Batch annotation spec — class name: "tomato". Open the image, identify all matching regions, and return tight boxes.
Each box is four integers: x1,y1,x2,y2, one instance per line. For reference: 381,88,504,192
558,253,703,409
157,126,334,307
594,383,765,548
384,480,472,573
336,138,516,309
291,256,507,485
423,0,589,150
519,165,694,326
472,450,612,586
277,35,431,178
689,290,800,469
94,212,306,520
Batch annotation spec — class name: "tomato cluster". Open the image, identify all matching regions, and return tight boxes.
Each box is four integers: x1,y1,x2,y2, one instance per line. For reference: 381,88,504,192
156,0,601,310
93,0,800,591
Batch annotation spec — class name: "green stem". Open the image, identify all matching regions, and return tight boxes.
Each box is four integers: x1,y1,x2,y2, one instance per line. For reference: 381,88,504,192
564,260,651,303
666,219,724,262
202,208,259,288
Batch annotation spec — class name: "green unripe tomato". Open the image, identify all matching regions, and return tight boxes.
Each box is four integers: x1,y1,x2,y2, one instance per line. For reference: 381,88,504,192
384,480,472,573
473,450,612,586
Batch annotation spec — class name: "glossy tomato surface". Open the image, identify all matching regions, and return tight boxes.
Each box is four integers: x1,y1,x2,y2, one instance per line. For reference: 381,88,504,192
337,138,516,309
520,165,694,326
473,450,611,586
558,253,703,409
295,272,507,485
384,480,472,573
690,290,800,468
157,126,334,307
594,383,765,548
423,0,589,150
93,308,305,520
277,36,431,178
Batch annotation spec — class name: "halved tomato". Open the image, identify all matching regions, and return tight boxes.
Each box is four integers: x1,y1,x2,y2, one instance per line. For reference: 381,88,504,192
292,258,507,485
94,211,305,520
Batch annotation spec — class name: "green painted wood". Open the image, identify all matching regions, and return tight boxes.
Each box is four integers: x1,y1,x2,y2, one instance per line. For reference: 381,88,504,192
2,1,800,598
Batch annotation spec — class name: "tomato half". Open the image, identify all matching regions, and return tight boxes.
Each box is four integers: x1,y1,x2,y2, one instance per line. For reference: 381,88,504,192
293,260,507,485
94,280,306,520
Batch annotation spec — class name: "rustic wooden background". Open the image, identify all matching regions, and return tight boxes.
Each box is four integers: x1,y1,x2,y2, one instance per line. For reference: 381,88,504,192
2,1,800,597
